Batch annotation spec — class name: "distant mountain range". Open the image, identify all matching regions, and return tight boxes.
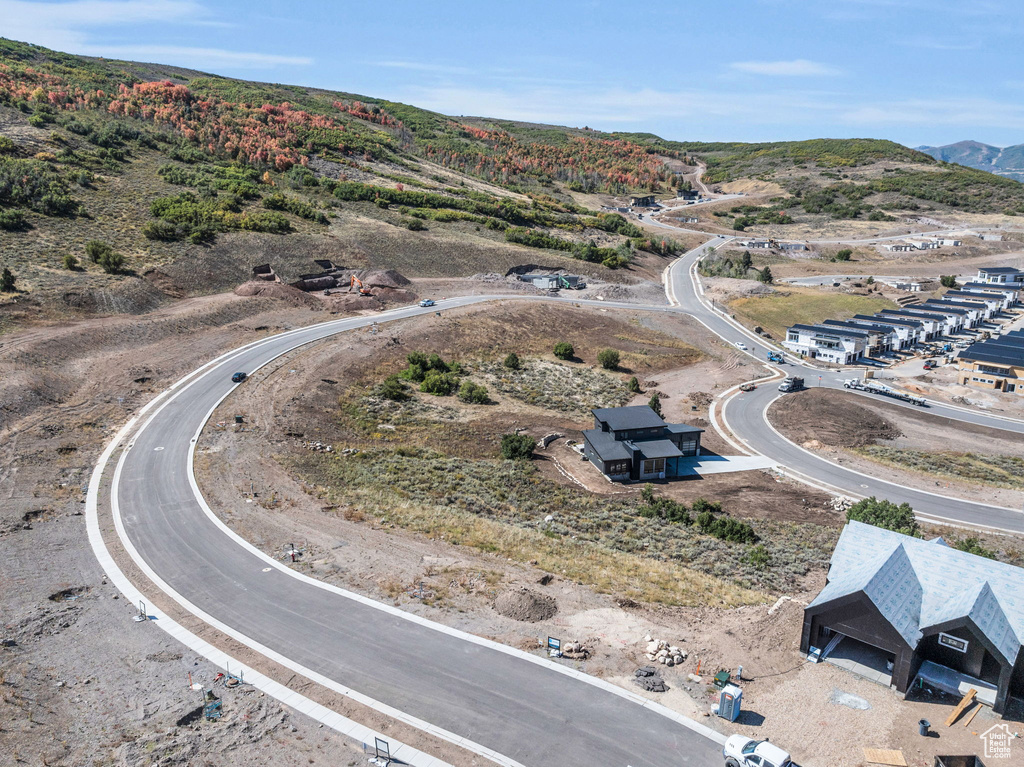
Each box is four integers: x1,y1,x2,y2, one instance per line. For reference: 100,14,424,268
916,140,1024,181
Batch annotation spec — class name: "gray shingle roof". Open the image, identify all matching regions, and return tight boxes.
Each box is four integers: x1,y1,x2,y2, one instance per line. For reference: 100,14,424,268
630,440,683,459
592,405,665,431
810,521,1024,663
582,429,632,462
666,423,705,436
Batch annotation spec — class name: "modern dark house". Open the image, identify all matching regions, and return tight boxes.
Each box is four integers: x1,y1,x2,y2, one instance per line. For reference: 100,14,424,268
629,194,657,208
802,521,1024,716
581,406,703,481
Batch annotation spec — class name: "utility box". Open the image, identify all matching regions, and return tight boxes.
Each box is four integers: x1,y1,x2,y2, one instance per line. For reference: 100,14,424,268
718,683,743,722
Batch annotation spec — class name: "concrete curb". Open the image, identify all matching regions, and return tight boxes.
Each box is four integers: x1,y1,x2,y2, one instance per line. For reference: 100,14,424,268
87,410,456,767
98,297,729,765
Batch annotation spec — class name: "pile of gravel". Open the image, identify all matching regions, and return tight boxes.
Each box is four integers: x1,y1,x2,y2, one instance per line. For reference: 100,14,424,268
492,588,557,622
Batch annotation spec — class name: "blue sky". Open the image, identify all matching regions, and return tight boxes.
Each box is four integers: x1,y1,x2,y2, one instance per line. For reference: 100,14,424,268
3,0,1023,147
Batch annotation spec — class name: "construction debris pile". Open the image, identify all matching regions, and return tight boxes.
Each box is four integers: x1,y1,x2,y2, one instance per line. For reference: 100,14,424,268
643,635,687,667
634,666,668,693
825,496,854,513
300,440,333,453
560,641,589,660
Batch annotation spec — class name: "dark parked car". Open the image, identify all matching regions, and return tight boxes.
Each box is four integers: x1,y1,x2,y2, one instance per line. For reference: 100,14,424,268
231,372,247,383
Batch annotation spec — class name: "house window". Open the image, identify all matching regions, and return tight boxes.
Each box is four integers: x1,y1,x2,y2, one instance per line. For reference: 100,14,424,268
938,632,969,653
641,458,665,475
787,332,799,343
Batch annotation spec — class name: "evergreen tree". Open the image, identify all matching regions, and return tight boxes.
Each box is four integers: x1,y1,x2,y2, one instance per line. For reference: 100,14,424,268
648,392,663,417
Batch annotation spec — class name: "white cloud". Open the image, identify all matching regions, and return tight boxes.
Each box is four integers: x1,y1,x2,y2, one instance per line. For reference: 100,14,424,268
383,81,1024,144
85,45,311,69
730,59,842,76
373,61,477,76
841,98,1024,129
392,83,844,128
0,0,310,69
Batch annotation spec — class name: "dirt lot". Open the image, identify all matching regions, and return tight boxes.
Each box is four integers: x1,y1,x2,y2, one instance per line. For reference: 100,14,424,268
3,284,1022,767
0,293,374,766
769,387,1024,516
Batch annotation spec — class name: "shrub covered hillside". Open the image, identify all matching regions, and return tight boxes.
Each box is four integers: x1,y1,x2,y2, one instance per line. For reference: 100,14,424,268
615,133,1024,217
0,38,703,312
2,37,1022,315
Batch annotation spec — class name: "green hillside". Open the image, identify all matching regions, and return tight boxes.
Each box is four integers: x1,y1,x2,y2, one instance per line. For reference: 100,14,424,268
1,38,1023,320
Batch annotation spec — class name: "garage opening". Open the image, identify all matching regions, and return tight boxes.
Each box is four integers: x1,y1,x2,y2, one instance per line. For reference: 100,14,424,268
823,633,895,687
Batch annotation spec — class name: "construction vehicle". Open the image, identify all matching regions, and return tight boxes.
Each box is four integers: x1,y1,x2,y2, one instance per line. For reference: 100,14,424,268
777,376,804,393
766,351,784,363
843,378,927,406
350,275,372,296
558,275,586,290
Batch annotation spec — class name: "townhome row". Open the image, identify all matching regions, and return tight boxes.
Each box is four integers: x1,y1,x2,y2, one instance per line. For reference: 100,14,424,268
957,328,1024,395
782,275,1020,365
882,237,962,252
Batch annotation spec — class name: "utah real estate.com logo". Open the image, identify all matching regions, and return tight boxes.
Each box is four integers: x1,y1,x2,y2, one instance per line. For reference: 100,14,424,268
981,723,1014,759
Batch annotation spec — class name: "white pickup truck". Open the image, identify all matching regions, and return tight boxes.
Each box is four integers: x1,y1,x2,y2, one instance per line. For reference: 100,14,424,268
723,735,794,767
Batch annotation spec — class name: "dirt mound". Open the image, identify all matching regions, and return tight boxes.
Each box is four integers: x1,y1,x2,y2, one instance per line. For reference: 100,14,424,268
142,269,186,298
233,281,322,310
321,288,418,314
352,269,411,289
770,389,901,448
493,587,557,622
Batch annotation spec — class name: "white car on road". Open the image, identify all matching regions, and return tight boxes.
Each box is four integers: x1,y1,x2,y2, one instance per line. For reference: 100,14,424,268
734,341,747,350
723,735,793,767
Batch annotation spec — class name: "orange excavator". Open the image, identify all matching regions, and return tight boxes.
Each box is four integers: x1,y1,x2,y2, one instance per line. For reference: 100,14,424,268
350,275,372,296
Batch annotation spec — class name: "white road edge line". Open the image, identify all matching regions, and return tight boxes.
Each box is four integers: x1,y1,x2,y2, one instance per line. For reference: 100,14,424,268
98,299,729,763
88,420,455,767
755,396,1024,534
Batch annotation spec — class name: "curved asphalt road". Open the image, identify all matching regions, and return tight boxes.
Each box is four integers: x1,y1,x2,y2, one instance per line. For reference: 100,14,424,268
113,299,724,767
664,240,1024,533
106,233,1024,767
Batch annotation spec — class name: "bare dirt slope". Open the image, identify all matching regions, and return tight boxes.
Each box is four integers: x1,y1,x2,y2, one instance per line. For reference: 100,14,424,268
770,388,1024,511
0,294,374,766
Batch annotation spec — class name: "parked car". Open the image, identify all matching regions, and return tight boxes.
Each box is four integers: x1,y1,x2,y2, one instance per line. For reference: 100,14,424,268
231,372,247,383
723,735,793,767
419,299,435,307
734,341,747,350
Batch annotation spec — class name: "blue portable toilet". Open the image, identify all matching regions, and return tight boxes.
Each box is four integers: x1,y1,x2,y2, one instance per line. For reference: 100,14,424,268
718,683,743,722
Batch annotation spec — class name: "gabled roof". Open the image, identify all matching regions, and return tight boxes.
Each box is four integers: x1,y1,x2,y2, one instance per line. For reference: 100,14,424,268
961,282,1020,294
823,319,891,336
978,267,1023,275
872,312,925,327
945,291,1002,303
592,405,665,431
789,323,869,339
920,301,971,314
809,522,1024,662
